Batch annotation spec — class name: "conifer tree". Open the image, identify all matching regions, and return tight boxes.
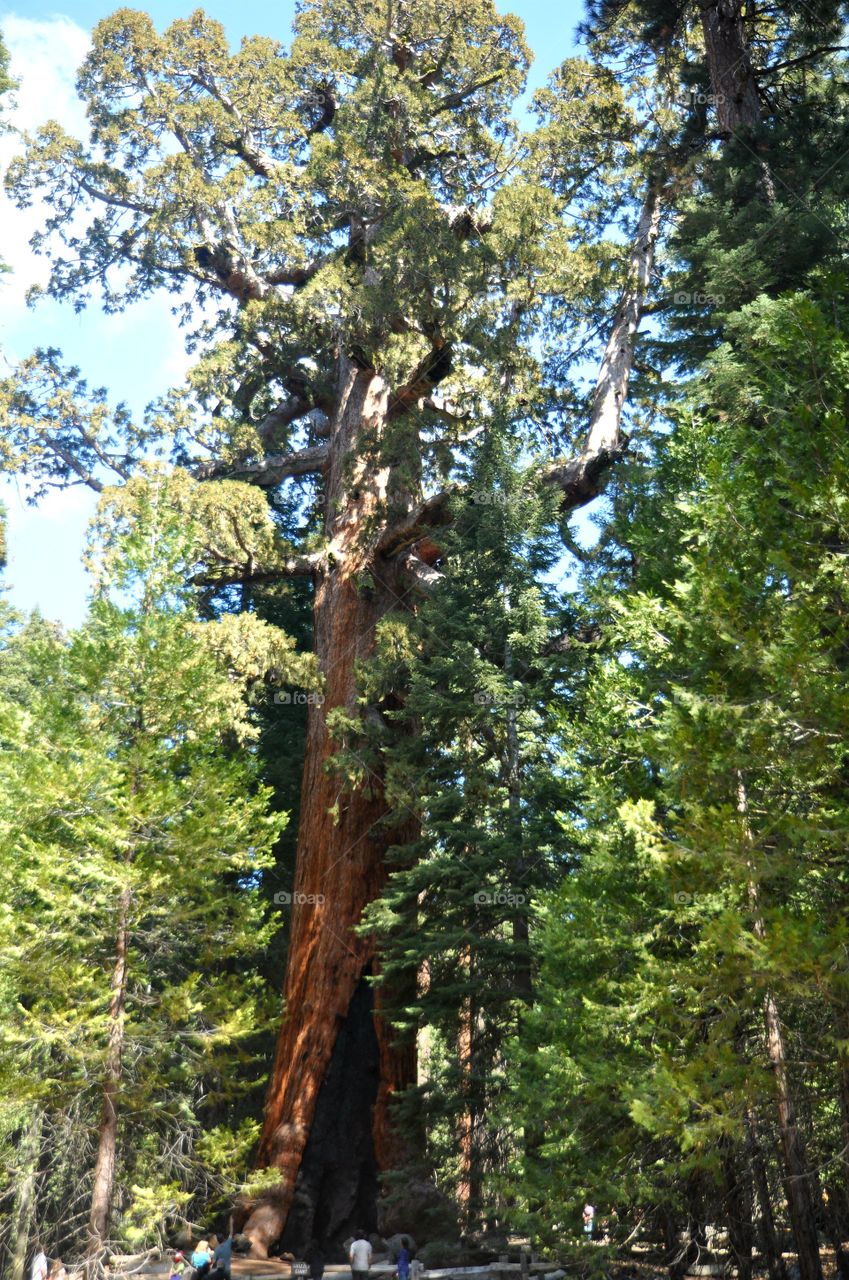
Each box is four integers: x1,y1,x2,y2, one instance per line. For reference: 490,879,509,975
356,431,569,1233
521,279,849,1279
0,469,311,1270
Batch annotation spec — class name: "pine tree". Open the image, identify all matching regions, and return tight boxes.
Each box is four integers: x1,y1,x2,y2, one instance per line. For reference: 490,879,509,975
0,469,311,1270
353,430,570,1236
521,279,849,1277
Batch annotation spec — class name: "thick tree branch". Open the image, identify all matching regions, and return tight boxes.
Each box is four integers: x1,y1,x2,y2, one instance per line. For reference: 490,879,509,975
230,138,281,179
384,323,643,556
754,45,848,78
45,435,105,493
191,551,324,587
584,175,663,457
421,396,471,428
265,256,329,287
376,488,456,558
436,70,507,112
256,399,318,446
542,173,663,510
543,443,628,510
76,177,157,215
388,342,453,417
195,444,329,486
442,203,494,239
191,71,285,179
306,86,337,135
400,549,445,594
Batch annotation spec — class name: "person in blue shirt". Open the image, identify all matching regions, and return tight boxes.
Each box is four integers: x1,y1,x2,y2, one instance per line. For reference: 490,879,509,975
397,1243,411,1280
211,1237,233,1280
191,1241,214,1278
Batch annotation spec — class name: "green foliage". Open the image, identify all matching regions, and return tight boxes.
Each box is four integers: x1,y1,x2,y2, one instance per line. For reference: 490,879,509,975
516,281,849,1245
5,0,849,1260
357,431,578,1219
0,34,12,101
0,482,308,1256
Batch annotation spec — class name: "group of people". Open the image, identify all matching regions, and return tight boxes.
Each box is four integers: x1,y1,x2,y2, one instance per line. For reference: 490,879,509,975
171,1235,235,1280
169,1228,412,1280
349,1231,412,1280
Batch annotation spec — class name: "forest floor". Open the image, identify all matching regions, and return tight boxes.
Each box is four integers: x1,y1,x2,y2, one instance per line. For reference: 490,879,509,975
121,1247,847,1280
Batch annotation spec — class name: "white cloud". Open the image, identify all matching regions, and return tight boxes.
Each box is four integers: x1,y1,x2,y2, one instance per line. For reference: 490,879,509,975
0,15,90,337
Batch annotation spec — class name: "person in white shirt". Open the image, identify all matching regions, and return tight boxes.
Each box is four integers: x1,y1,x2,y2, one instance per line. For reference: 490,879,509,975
31,1250,48,1280
582,1203,595,1238
349,1231,372,1280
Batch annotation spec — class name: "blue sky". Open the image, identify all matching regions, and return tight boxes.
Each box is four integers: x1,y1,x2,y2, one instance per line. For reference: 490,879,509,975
0,0,585,627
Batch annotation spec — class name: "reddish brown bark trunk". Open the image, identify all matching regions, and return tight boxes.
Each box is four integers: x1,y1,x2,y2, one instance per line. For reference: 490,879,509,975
245,171,667,1252
700,0,762,136
456,949,483,1225
87,887,131,1274
699,0,775,200
762,990,823,1280
245,362,417,1256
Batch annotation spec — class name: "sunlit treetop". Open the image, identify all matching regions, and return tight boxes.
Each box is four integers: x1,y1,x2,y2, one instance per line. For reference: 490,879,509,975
10,1,530,323
3,0,670,557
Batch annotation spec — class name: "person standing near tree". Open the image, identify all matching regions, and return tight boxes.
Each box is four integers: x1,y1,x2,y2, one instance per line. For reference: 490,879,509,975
210,1236,233,1280
170,1251,188,1280
191,1241,213,1278
31,1247,47,1280
349,1232,372,1280
582,1203,595,1239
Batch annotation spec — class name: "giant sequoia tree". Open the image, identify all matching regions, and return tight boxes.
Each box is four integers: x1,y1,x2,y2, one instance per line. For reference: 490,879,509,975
5,0,847,1256
1,0,674,1253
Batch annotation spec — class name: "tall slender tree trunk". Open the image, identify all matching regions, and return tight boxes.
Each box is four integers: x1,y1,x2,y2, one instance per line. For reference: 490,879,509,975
503,625,532,1006
737,779,822,1280
837,1053,849,1221
747,1110,786,1280
246,361,418,1256
9,1109,43,1280
805,1109,849,1280
762,990,822,1280
457,954,483,1229
722,1141,754,1280
87,886,131,1275
503,619,544,1223
585,176,663,461
700,0,762,135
